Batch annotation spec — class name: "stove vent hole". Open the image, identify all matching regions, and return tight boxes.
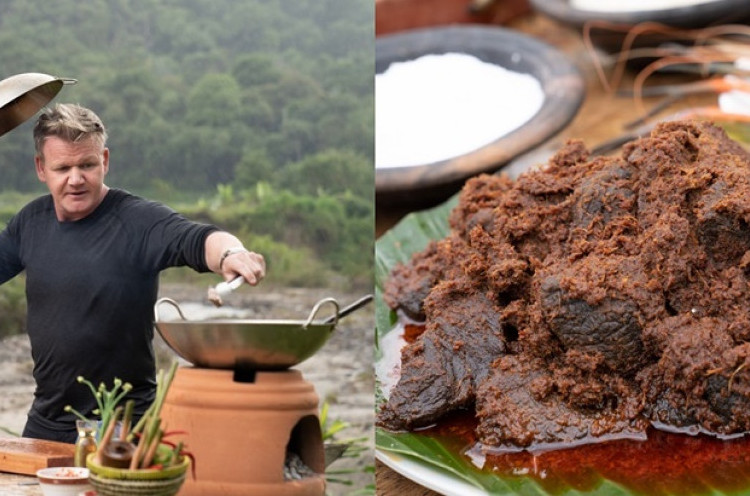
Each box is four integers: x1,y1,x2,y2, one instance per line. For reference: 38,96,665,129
232,365,257,383
284,414,324,480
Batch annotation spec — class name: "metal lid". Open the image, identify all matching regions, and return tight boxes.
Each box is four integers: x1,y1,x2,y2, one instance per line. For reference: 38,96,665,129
0,73,77,137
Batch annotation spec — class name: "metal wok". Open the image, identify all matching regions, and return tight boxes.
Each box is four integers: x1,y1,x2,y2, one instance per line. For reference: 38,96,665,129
154,295,372,370
0,72,77,137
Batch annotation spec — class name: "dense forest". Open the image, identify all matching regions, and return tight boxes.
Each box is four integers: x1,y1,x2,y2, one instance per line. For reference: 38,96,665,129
0,0,374,302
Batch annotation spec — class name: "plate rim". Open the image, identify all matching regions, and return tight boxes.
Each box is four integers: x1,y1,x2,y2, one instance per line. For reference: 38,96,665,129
529,0,750,27
376,447,489,496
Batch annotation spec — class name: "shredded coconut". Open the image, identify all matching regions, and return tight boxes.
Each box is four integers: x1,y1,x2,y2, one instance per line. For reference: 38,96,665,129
376,52,544,169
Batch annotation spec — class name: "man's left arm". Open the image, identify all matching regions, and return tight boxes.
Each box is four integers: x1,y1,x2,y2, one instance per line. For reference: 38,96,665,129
204,231,266,285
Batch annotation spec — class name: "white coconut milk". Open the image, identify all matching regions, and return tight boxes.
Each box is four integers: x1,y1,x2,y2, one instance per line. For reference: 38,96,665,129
376,52,545,169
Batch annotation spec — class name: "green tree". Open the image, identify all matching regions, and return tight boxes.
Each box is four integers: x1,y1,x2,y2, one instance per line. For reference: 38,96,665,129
239,90,277,132
232,54,281,87
277,149,373,198
234,148,275,188
186,73,242,127
163,124,243,189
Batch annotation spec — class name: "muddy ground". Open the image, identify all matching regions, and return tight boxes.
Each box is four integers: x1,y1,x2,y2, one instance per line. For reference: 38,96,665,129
0,283,375,494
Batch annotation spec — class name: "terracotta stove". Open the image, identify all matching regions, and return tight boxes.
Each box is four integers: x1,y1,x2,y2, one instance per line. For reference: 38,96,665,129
154,294,373,495
161,366,326,496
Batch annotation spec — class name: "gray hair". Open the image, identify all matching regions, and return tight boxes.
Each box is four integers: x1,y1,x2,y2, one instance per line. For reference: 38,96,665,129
33,103,108,156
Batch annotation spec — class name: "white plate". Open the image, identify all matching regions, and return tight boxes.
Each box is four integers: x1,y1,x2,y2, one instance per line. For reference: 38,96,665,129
376,448,488,496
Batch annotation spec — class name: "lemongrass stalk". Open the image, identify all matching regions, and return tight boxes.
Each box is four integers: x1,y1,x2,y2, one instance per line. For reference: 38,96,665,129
94,406,122,465
138,361,177,447
141,427,163,468
129,428,149,470
144,415,162,456
120,399,135,441
151,362,178,422
136,417,161,469
126,362,178,444
127,369,164,442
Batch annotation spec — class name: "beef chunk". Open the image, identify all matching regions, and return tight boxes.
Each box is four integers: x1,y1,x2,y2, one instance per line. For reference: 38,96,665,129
378,278,506,431
541,282,644,375
645,318,750,434
535,255,658,375
383,240,447,320
696,180,750,270
476,356,647,448
572,164,636,233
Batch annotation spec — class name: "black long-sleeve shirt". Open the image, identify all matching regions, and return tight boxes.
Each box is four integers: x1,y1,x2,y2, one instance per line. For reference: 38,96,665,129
0,188,217,438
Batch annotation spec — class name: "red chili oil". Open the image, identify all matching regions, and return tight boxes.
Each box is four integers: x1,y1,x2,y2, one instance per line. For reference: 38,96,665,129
391,319,750,495
421,411,750,495
402,322,425,343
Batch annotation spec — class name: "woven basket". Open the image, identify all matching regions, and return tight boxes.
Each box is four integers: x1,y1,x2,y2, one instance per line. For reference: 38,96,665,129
88,472,186,496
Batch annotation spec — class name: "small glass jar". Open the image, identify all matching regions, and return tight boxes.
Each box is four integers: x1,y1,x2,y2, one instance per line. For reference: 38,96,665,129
74,419,98,467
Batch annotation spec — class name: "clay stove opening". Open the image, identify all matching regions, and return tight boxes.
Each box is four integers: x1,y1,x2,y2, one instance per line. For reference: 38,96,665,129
285,414,325,480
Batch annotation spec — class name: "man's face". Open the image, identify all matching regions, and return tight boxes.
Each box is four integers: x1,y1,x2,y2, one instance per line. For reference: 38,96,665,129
35,135,110,222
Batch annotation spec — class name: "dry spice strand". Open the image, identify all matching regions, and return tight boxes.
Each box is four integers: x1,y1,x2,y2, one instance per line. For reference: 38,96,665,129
728,363,747,394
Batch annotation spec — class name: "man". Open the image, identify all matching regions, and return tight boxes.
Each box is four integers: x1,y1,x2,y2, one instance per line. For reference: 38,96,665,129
0,103,266,443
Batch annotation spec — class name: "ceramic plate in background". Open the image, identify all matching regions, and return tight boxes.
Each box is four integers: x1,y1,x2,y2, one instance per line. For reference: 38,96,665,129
530,0,750,54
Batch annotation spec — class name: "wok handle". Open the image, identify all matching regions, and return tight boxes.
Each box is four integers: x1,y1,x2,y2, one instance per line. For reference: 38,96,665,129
154,297,188,322
323,294,373,325
304,298,339,328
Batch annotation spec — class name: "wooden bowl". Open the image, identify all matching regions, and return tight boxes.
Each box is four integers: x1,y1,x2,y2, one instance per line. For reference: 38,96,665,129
375,25,584,208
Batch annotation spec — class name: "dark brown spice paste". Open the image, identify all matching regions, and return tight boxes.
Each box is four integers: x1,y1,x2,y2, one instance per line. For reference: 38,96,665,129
378,120,750,450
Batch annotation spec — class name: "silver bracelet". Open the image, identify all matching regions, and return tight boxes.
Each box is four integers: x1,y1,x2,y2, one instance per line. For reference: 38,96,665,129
219,247,248,270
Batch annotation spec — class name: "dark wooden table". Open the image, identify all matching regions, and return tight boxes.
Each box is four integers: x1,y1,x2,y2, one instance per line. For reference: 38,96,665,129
375,10,717,495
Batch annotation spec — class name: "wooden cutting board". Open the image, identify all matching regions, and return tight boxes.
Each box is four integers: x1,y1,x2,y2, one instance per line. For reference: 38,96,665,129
0,438,75,475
